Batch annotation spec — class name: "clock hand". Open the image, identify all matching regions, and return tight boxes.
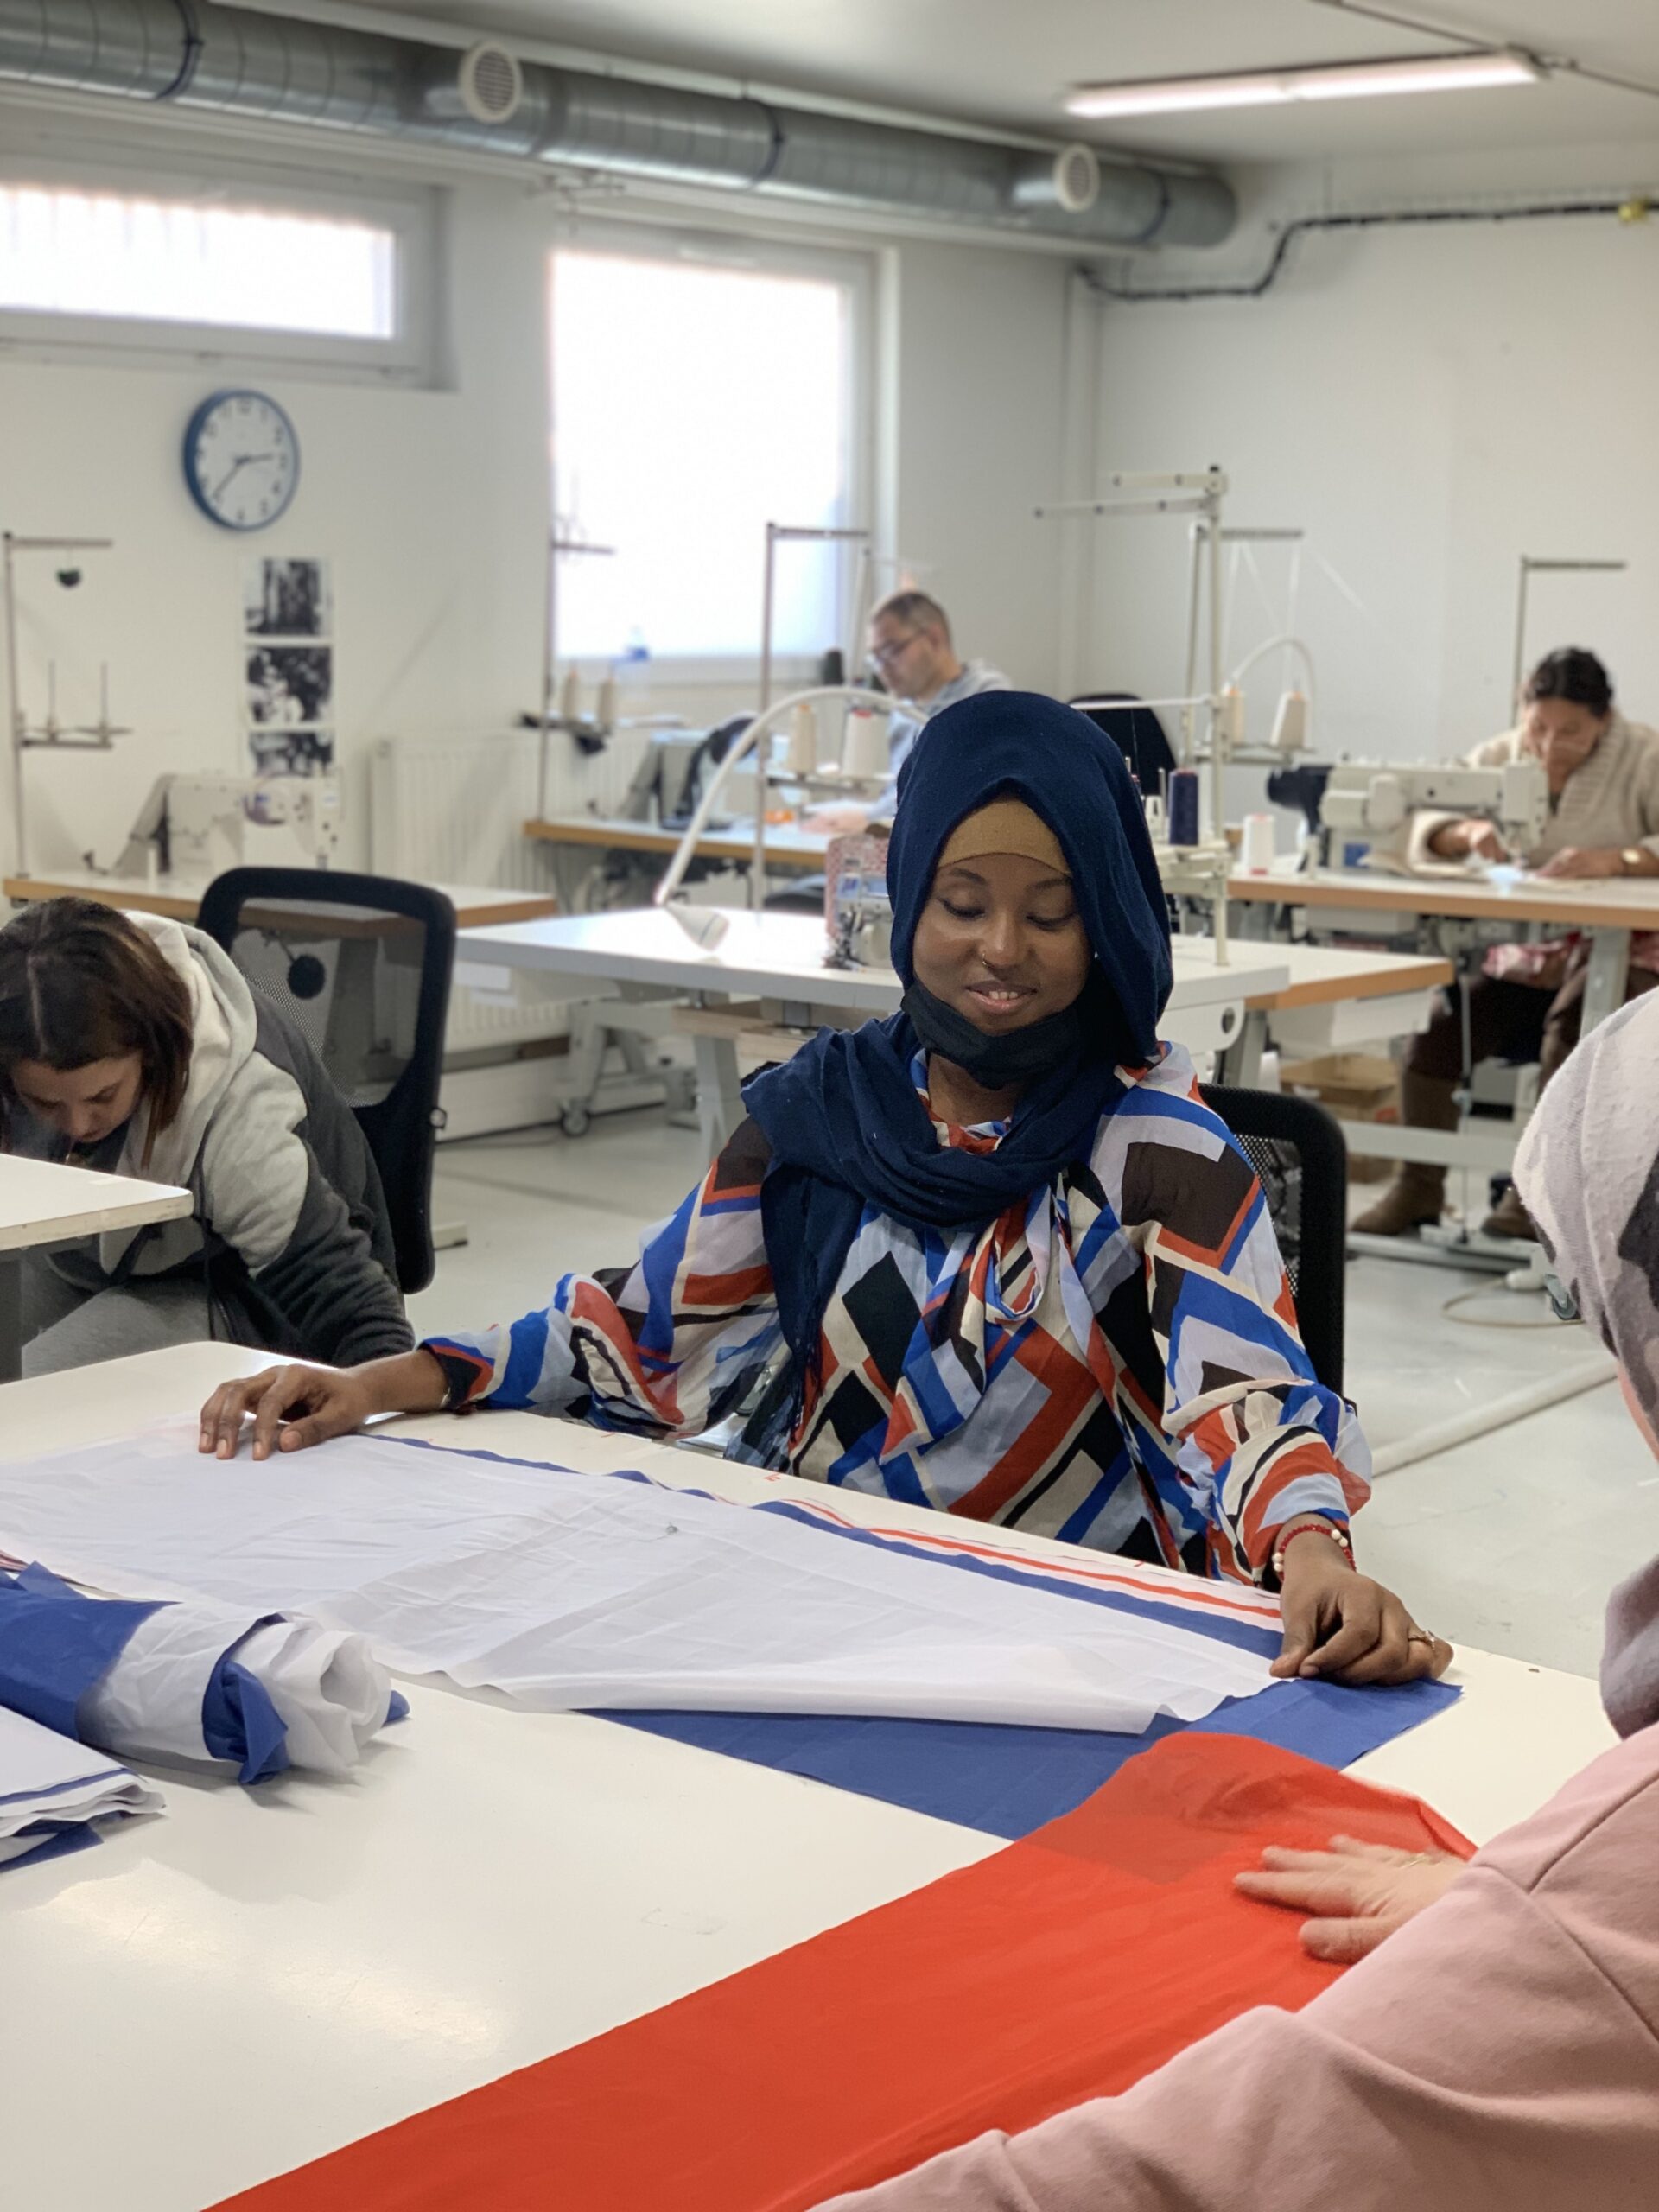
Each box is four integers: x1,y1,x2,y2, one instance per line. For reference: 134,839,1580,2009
209,453,276,501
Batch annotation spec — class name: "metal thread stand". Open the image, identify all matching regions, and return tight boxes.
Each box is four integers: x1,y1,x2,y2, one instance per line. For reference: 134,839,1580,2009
3,531,121,874
754,520,872,908
1511,555,1627,697
537,528,617,824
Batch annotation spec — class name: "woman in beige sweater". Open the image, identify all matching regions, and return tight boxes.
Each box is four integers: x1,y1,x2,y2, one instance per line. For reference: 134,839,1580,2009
819,988,1659,2212
1357,645,1659,1239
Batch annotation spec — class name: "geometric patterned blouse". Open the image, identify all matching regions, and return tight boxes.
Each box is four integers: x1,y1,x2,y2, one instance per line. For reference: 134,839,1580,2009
424,1042,1369,1586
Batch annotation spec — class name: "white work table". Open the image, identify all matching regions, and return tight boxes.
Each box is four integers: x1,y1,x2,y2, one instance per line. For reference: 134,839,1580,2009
463,906,1291,1148
1230,863,1659,1031
460,906,1448,1151
3,868,562,933
0,1342,1616,2212
0,1155,192,1383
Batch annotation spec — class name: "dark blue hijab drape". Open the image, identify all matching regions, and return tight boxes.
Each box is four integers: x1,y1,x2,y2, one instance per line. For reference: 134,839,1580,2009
742,690,1173,1391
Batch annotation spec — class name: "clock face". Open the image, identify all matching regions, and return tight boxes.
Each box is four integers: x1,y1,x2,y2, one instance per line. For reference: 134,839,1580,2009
184,390,300,532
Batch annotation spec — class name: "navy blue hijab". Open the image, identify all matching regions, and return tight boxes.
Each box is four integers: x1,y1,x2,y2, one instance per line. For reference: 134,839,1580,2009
742,690,1173,1391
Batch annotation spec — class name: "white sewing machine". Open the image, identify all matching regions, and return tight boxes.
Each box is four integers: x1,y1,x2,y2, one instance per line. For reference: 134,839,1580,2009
115,772,341,879
1319,757,1549,867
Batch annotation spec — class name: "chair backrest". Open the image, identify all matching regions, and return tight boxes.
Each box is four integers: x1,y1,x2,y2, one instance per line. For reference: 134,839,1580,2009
1070,693,1178,790
196,868,456,1295
1199,1084,1347,1394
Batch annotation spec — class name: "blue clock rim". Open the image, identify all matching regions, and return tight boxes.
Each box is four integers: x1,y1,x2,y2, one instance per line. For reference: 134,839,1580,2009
183,387,301,533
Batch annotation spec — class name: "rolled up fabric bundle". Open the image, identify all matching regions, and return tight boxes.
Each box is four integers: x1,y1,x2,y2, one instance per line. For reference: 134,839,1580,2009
0,1563,405,1784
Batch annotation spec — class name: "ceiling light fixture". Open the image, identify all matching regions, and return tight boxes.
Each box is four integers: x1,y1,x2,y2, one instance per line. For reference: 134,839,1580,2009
1065,49,1545,121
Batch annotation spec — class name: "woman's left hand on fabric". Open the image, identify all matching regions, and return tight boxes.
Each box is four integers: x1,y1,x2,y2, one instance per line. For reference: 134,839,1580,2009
1271,1536,1452,1687
1234,1835,1468,1961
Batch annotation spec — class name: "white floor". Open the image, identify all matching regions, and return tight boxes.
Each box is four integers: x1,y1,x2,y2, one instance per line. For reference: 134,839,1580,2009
415,1111,1659,1682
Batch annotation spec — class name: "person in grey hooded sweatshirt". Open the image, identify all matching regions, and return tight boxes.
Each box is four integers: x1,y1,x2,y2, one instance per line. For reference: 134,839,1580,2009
0,896,412,1377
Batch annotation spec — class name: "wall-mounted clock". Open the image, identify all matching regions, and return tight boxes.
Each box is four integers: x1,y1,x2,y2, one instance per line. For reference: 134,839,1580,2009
183,389,300,531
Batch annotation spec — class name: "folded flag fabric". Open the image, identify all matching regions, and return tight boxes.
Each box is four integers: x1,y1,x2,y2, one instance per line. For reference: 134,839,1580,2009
0,1433,1277,1736
0,1564,406,1786
0,1700,162,1872
211,1734,1475,2212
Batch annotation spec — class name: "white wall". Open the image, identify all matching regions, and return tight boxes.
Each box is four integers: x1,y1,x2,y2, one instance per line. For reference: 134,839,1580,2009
1088,141,1659,781
0,111,1076,880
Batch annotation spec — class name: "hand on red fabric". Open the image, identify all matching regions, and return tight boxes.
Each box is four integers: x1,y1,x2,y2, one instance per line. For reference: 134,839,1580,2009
1270,1537,1452,1688
1234,1834,1467,1961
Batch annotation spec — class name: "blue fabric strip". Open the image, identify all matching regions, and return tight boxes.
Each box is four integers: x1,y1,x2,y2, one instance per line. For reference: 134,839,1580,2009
605,1675,1461,1840
201,1656,291,1785
0,1563,163,1739
1,1821,104,1873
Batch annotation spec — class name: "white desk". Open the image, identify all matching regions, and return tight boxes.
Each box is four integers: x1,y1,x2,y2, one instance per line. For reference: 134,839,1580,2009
0,1156,192,1382
1230,865,1659,1033
0,1342,1614,2211
3,868,562,932
461,907,1292,1151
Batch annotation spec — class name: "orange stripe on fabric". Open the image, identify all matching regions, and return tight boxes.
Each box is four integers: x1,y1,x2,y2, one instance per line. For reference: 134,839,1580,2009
211,1736,1471,2212
683,1265,772,1306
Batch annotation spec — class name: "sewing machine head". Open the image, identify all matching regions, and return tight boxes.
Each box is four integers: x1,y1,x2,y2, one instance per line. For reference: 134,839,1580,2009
1319,757,1549,864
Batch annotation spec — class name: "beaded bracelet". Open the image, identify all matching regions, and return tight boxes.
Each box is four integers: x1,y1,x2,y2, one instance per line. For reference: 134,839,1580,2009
1270,1519,1354,1585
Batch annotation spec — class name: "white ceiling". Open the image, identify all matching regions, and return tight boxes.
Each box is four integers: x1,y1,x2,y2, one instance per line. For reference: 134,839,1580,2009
326,0,1659,164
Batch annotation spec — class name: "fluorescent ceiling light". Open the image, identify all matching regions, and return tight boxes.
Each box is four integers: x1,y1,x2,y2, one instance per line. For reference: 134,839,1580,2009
1065,49,1544,121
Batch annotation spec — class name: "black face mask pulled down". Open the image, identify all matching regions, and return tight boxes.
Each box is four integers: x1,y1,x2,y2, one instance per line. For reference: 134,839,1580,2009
901,979,1095,1092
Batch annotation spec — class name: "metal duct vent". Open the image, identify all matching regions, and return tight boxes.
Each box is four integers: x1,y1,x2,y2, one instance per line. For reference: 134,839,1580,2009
0,0,1236,250
456,42,523,127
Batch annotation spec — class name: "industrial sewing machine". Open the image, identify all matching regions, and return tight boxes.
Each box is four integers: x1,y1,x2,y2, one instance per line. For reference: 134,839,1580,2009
113,771,341,880
1319,758,1550,865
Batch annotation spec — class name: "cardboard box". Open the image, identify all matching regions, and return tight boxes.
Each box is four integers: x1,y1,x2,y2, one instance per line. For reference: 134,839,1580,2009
1282,1052,1400,1181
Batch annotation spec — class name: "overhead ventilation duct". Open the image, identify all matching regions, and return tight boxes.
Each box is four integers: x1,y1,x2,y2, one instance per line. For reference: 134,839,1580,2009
0,0,1236,249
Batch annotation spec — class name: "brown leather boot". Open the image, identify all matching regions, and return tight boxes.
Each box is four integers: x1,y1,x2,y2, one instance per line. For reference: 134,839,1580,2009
1351,1071,1459,1236
1480,1182,1537,1241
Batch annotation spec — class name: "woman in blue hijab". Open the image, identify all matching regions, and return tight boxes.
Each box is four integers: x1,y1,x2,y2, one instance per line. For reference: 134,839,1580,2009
200,693,1444,1687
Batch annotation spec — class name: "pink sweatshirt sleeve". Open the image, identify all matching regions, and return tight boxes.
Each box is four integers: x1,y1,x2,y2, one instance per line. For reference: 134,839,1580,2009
817,1722,1659,2212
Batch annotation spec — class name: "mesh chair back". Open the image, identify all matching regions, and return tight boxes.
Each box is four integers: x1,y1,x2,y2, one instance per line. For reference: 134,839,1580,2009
196,868,456,1295
1199,1084,1347,1394
1070,693,1178,789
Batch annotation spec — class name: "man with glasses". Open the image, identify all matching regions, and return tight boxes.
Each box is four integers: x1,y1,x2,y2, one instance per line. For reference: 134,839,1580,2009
808,590,1009,834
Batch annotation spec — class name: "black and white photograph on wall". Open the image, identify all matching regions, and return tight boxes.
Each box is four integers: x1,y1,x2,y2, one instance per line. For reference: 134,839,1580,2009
249,726,336,778
244,557,331,639
245,643,332,729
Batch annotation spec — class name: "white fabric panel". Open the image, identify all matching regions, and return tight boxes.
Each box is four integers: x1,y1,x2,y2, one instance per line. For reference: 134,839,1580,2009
0,1431,1273,1735
0,1703,162,1866
229,1619,396,1775
79,1602,397,1776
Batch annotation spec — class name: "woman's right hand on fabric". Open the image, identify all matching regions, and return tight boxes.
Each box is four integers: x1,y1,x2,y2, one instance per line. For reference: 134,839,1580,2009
1429,817,1508,863
1234,1834,1468,1962
198,1349,447,1460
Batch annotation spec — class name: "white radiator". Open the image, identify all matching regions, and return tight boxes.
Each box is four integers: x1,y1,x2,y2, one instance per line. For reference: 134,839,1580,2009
369,727,656,1055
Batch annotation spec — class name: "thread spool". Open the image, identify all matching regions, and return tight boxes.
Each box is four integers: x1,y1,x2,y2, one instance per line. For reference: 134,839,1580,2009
1240,811,1276,874
557,668,581,725
1166,767,1201,848
787,702,817,776
1216,686,1246,753
842,708,890,782
595,676,618,732
1270,689,1308,753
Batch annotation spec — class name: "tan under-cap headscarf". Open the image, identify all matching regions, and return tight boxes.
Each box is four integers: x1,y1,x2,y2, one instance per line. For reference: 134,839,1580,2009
936,798,1069,876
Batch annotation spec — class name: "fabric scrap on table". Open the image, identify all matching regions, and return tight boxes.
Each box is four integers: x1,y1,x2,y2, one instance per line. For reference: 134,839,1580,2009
207,1732,1474,2212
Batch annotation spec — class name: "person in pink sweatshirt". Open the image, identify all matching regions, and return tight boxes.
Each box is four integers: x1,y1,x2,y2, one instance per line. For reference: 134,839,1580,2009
819,989,1659,2212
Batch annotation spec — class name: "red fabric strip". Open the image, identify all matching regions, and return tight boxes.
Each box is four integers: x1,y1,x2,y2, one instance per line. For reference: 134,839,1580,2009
215,1734,1471,2212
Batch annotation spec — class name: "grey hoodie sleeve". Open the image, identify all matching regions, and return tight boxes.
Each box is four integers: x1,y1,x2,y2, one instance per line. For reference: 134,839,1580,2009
194,1041,412,1368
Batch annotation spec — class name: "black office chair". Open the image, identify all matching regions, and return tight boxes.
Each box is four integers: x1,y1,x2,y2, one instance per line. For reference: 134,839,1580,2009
1200,1084,1347,1395
197,868,456,1295
1070,693,1179,790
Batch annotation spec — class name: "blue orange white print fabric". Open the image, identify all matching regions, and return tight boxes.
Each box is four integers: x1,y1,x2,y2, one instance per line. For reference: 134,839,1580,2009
425,1041,1368,1586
